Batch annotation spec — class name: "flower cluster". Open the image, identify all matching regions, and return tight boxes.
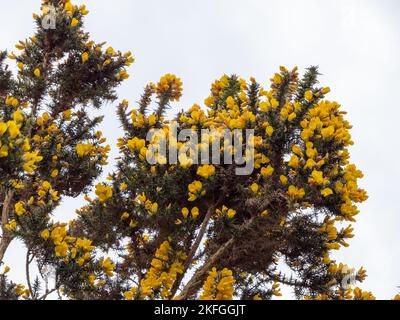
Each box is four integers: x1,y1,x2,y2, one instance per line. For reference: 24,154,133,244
200,268,235,300
95,183,113,203
215,206,236,219
156,74,183,102
41,224,95,265
0,99,43,175
137,241,186,300
188,181,205,202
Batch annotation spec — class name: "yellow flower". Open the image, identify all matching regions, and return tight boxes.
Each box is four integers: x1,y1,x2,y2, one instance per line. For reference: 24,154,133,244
227,209,236,219
124,288,138,300
178,153,193,168
34,68,41,78
216,206,227,217
271,98,279,108
272,73,282,85
136,193,147,205
76,143,93,157
80,4,89,15
272,282,282,296
120,182,128,191
0,144,9,157
322,87,331,94
117,70,129,80
101,257,115,277
259,101,270,112
304,90,313,102
96,280,106,287
288,112,297,122
321,126,335,139
5,220,17,231
181,207,189,219
156,74,183,101
197,164,216,179
280,175,288,185
200,267,235,300
265,125,274,137
191,207,200,219
288,155,299,168
95,183,113,203
13,109,24,123
188,180,203,194
55,242,69,257
287,185,305,199
304,158,316,170
65,1,74,12
7,121,20,139
148,114,157,126
261,165,274,177
321,188,333,197
308,170,326,185
71,18,79,27
0,122,7,136
42,181,51,191
5,96,18,107
260,210,269,217
292,145,302,156
106,46,116,55
17,62,24,70
62,109,72,120
356,267,367,281
150,202,158,214
250,183,259,193
14,201,26,216
40,229,50,240
81,52,89,63
22,150,43,173
51,169,59,178
121,212,130,220
129,220,138,229
3,266,10,274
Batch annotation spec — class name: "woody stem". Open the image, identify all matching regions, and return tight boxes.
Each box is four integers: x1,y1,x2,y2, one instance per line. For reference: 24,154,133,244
171,199,221,298
0,190,14,264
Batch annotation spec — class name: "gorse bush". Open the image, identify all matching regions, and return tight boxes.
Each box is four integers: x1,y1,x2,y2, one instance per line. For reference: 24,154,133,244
73,67,375,300
0,0,399,301
0,0,132,299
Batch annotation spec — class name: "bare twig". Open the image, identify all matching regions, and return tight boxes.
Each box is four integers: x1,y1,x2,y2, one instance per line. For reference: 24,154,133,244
26,248,34,299
38,288,58,301
171,198,222,297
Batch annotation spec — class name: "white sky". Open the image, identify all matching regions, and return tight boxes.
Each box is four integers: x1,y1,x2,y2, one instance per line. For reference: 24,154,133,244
1,0,399,299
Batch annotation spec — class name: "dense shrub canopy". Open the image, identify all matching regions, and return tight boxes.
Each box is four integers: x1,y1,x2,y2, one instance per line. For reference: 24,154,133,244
71,66,373,300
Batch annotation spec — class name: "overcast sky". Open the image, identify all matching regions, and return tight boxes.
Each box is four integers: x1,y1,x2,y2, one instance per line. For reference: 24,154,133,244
1,0,399,299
